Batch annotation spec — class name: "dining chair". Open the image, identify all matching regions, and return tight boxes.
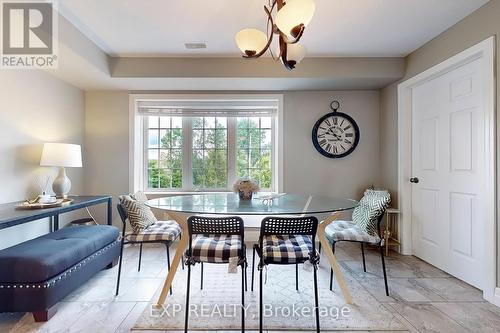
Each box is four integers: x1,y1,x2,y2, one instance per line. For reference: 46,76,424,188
325,189,391,296
184,216,247,333
251,216,321,333
115,198,182,296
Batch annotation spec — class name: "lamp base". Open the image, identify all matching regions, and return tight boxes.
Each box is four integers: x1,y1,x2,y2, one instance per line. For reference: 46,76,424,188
52,167,71,199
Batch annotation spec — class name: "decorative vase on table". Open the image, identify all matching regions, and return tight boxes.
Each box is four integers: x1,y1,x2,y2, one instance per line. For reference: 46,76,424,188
239,190,253,200
233,179,260,201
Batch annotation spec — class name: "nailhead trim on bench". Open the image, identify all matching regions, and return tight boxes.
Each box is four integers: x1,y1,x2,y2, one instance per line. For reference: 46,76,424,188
0,240,120,290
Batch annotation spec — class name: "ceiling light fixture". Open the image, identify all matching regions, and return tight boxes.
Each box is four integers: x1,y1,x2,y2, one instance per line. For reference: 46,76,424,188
235,0,315,70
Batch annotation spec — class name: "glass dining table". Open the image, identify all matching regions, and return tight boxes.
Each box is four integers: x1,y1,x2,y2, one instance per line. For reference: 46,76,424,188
147,193,358,305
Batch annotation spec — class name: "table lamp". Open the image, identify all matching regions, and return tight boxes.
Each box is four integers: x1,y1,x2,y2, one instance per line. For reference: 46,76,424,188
40,143,82,198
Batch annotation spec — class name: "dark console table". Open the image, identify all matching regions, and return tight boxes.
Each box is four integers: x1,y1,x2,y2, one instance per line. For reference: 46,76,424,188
0,195,112,231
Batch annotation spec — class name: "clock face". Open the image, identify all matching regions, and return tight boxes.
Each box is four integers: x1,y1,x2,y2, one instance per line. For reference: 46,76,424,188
312,112,360,158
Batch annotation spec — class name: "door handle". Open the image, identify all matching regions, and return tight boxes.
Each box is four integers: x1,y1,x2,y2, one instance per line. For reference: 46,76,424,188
410,177,419,184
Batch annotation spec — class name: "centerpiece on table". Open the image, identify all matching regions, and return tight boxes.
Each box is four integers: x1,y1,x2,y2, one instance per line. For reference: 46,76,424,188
233,179,260,200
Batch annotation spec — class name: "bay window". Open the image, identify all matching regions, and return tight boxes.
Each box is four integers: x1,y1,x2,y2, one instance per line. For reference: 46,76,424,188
134,96,280,193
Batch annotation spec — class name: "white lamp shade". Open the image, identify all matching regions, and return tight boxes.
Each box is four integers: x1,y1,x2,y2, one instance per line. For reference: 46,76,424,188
276,0,316,37
235,28,268,55
40,143,82,168
287,43,306,63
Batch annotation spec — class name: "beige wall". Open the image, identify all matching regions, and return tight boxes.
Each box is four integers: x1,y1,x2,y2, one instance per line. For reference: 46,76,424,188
283,91,381,199
84,91,130,226
0,71,85,249
84,90,382,227
379,0,499,284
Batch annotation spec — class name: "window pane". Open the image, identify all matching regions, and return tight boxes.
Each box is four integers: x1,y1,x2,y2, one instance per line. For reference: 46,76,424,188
172,129,182,148
249,128,260,148
159,169,171,188
236,116,273,189
148,116,159,128
215,150,227,169
148,168,159,188
204,129,215,148
261,130,272,149
148,149,158,163
171,117,182,128
170,149,182,169
248,117,259,128
217,168,228,188
192,149,204,169
260,117,272,129
216,117,227,128
215,129,227,148
191,117,228,189
193,168,204,188
204,117,216,128
193,129,203,148
148,130,159,148
160,129,170,148
172,169,182,188
249,149,260,168
237,117,248,129
192,117,203,129
146,115,183,190
237,129,249,148
159,116,170,128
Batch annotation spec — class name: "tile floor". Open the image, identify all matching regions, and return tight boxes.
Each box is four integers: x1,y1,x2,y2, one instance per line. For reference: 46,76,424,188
1,242,499,333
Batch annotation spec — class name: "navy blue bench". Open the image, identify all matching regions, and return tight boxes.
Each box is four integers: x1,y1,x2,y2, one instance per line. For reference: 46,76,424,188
0,225,120,321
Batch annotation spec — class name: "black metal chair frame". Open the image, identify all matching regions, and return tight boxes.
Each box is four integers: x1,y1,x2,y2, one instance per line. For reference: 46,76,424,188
115,203,183,296
184,216,247,333
328,211,389,296
251,216,321,333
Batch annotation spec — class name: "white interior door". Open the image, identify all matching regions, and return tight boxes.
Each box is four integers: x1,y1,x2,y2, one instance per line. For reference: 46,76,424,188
411,57,486,289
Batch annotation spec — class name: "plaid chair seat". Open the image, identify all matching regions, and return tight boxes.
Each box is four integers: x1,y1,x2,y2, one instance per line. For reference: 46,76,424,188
325,220,381,244
189,234,243,263
125,220,181,242
261,235,314,264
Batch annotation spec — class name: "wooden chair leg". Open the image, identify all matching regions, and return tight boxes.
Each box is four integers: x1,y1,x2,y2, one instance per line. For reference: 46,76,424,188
166,243,173,295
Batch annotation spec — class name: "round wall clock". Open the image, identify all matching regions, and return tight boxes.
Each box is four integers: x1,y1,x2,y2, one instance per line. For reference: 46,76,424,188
311,100,360,158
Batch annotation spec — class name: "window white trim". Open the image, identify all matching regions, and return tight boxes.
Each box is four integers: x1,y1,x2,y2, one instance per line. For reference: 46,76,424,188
129,93,284,194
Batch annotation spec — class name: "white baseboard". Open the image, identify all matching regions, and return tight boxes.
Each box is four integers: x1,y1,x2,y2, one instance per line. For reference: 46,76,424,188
491,288,500,307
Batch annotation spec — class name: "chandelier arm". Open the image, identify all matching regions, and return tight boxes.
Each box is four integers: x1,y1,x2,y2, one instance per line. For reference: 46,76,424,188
281,25,305,44
242,5,275,59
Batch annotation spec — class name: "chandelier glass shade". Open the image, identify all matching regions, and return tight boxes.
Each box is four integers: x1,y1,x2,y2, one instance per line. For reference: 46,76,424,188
235,0,316,70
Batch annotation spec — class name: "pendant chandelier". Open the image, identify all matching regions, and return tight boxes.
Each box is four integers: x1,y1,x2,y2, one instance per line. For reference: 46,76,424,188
235,0,316,70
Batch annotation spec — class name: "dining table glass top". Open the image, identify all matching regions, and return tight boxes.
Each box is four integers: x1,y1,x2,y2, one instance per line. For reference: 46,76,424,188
147,193,358,215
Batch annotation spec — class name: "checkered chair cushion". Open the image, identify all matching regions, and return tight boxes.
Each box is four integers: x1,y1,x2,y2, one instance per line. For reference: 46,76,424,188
261,235,314,264
325,220,381,244
189,234,243,263
125,220,181,242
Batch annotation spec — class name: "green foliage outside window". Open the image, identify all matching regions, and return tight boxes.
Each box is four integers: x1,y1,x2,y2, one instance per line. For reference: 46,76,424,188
147,116,273,190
